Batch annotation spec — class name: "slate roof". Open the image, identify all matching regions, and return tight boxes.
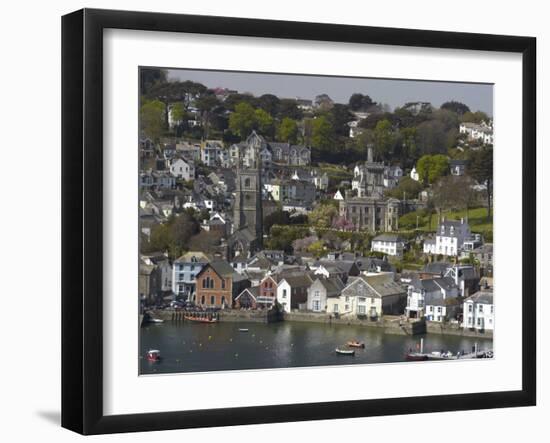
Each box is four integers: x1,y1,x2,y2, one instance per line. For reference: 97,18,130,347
422,262,452,276
465,290,493,305
314,276,345,297
174,251,210,263
373,234,405,243
207,260,235,278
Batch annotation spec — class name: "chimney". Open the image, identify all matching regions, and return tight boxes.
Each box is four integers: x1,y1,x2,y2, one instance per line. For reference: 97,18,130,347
461,217,464,224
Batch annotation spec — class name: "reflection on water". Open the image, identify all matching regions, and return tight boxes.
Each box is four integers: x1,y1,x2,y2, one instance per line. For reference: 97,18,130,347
140,321,493,375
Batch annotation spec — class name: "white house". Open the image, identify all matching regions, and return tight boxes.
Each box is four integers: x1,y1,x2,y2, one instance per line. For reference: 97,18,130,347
371,234,406,257
434,218,471,256
423,237,436,254
463,290,494,331
459,121,494,145
169,158,195,181
326,274,406,319
406,277,459,320
172,251,210,300
306,277,344,312
276,273,314,313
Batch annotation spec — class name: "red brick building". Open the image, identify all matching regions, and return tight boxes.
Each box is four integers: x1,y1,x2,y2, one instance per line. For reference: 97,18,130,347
195,261,250,308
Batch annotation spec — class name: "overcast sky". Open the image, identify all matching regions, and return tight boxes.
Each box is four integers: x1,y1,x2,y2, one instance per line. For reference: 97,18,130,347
167,68,493,115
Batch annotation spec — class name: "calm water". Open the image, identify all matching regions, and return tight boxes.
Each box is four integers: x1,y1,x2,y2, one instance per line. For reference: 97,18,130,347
140,321,493,374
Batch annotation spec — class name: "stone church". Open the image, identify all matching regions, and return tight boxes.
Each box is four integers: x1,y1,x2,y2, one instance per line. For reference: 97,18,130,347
228,134,263,258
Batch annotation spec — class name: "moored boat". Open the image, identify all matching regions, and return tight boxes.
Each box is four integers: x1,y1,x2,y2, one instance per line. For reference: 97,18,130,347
149,318,164,324
347,340,365,348
238,328,249,332
335,347,355,356
146,349,161,362
184,315,218,324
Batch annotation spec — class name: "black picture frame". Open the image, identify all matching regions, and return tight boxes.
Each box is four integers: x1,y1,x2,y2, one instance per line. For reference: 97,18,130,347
62,8,537,435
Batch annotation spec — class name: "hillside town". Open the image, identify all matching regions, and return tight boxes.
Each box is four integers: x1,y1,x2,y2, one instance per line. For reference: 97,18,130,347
139,69,494,336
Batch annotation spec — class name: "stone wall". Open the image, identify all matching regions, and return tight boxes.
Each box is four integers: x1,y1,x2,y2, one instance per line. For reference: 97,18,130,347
426,321,494,338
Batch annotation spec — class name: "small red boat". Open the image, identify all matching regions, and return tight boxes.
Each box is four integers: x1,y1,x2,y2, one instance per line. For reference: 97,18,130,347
146,349,161,362
347,340,365,348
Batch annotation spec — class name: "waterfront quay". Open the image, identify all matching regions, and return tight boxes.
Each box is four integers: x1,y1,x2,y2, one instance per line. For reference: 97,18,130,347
145,307,493,339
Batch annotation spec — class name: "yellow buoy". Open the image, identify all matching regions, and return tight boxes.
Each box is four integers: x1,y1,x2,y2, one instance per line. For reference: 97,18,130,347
208,336,212,340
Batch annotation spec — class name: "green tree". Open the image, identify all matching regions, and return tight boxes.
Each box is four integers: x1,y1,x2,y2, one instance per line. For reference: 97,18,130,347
195,93,221,138
386,176,424,200
257,94,280,115
461,111,490,124
307,240,326,258
228,102,257,138
308,203,338,229
311,116,336,154
140,99,166,141
254,108,275,137
348,93,375,111
373,119,395,160
440,100,470,116
277,117,299,143
416,154,449,184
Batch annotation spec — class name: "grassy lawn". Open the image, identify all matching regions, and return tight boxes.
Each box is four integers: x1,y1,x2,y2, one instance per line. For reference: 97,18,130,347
427,207,492,234
398,206,493,241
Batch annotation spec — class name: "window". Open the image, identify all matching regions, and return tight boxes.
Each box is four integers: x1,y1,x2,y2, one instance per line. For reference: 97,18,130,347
244,178,251,188
345,304,350,311
313,300,321,311
333,304,339,313
210,295,215,305
468,304,473,312
437,306,442,313
282,289,287,299
490,305,494,314
202,278,207,288
314,290,320,298
221,279,225,289
358,305,366,314
479,304,484,312
429,306,433,312
221,296,226,306
201,296,205,305
345,296,349,302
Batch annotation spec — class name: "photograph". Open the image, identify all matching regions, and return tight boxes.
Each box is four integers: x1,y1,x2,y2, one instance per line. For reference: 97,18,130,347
138,67,494,375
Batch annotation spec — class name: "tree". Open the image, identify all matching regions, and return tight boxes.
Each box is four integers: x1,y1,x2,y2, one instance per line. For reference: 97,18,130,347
307,240,326,258
311,116,336,154
461,111,490,124
416,120,448,154
257,94,280,115
277,99,303,120
263,210,291,234
314,94,334,112
308,203,338,228
416,154,449,184
373,119,395,160
228,102,257,138
140,68,167,95
328,104,354,137
386,176,424,200
292,235,318,252
440,100,470,116
171,212,199,252
254,108,275,137
468,147,493,219
140,99,165,141
170,102,186,122
195,93,221,138
277,117,299,143
432,175,476,215
348,93,375,111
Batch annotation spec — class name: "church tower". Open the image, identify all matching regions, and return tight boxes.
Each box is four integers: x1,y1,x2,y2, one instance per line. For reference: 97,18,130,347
230,132,263,257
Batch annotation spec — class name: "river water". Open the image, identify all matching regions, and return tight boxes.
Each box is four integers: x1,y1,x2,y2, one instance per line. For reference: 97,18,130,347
140,321,493,375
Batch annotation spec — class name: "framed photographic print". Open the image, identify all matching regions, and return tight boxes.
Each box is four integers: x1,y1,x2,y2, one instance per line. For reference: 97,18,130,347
62,8,536,435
